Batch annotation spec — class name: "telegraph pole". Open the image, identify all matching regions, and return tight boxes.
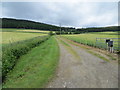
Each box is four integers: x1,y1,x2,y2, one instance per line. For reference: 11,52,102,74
59,23,61,35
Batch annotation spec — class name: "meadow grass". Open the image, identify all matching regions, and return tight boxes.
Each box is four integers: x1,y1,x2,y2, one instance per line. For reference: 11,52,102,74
16,29,50,33
90,31,119,35
2,35,50,81
1,32,47,44
1,28,49,32
62,32,119,51
3,36,59,88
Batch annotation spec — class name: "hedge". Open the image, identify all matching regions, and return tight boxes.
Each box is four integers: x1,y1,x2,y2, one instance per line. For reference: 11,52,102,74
2,35,50,81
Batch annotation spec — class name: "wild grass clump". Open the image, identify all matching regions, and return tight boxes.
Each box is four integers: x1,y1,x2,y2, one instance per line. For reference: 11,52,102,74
3,36,59,88
62,32,119,51
2,35,50,81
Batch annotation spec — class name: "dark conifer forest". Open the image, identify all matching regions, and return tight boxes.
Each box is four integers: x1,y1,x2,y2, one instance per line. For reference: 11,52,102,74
1,18,119,34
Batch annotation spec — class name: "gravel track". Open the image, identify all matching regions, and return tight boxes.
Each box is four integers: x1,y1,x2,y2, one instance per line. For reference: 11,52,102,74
47,36,118,88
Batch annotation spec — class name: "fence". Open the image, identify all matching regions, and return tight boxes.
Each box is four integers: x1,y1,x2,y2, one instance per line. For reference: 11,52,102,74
96,38,120,51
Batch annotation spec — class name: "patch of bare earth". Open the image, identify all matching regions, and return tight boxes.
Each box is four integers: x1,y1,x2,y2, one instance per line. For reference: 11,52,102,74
46,36,118,88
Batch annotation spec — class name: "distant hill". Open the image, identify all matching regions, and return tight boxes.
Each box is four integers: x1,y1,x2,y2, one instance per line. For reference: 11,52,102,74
0,18,119,34
76,26,119,34
0,18,60,31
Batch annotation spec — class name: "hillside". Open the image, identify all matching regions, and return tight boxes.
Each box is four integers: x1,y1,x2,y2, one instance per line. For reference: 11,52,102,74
1,18,60,31
0,18,119,34
76,26,119,34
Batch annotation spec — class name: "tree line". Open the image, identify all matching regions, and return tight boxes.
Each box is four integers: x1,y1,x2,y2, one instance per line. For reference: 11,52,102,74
1,18,119,34
1,18,60,31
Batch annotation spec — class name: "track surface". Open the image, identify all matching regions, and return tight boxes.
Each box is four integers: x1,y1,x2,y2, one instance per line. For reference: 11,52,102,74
47,36,118,88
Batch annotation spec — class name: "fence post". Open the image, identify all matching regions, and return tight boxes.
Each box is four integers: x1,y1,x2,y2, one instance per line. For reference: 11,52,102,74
106,38,110,51
96,38,97,47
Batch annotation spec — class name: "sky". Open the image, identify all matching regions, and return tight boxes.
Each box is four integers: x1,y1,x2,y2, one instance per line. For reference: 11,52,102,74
1,1,118,28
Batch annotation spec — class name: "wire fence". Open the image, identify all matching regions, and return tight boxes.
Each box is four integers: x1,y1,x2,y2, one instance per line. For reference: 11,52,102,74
96,38,120,51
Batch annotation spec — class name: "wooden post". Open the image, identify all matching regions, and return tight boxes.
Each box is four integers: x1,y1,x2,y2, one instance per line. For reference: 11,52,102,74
96,38,97,47
106,38,110,51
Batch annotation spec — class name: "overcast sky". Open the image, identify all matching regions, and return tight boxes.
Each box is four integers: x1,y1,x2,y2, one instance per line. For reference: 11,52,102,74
1,2,118,28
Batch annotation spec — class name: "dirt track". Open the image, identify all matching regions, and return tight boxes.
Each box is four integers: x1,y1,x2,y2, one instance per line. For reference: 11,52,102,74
47,36,118,88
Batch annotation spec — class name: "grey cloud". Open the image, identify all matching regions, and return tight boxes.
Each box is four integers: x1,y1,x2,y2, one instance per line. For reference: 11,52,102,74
2,2,118,27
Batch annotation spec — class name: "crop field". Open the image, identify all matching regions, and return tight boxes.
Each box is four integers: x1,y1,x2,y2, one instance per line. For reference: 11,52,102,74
62,32,119,51
1,32,47,44
0,28,48,44
1,26,119,88
1,16,119,88
90,31,120,35
1,28,52,85
0,28,50,33
16,29,50,33
1,28,60,88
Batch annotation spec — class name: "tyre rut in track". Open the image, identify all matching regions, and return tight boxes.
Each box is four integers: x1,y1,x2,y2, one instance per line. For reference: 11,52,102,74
47,36,118,88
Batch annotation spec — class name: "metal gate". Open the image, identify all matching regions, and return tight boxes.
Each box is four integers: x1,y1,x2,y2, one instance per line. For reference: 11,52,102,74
96,38,120,51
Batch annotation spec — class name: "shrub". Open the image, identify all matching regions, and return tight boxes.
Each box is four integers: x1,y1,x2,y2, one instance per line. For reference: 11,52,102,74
2,35,50,81
49,31,54,36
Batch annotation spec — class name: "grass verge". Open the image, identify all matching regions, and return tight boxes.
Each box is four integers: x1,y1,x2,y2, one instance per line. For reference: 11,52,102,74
3,36,59,88
2,36,50,81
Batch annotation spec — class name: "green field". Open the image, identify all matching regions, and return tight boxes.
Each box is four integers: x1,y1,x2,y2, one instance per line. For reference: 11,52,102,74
3,36,59,88
2,28,59,88
1,32,47,44
1,28,59,88
1,28,119,88
1,28,49,44
0,28,49,32
2,18,119,88
62,32,119,51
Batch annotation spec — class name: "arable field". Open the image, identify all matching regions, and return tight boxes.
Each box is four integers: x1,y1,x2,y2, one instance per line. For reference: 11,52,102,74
2,28,59,88
90,31,119,35
16,29,50,33
1,28,49,44
1,28,50,84
0,28,50,33
62,32,119,51
1,32,47,44
1,28,119,88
